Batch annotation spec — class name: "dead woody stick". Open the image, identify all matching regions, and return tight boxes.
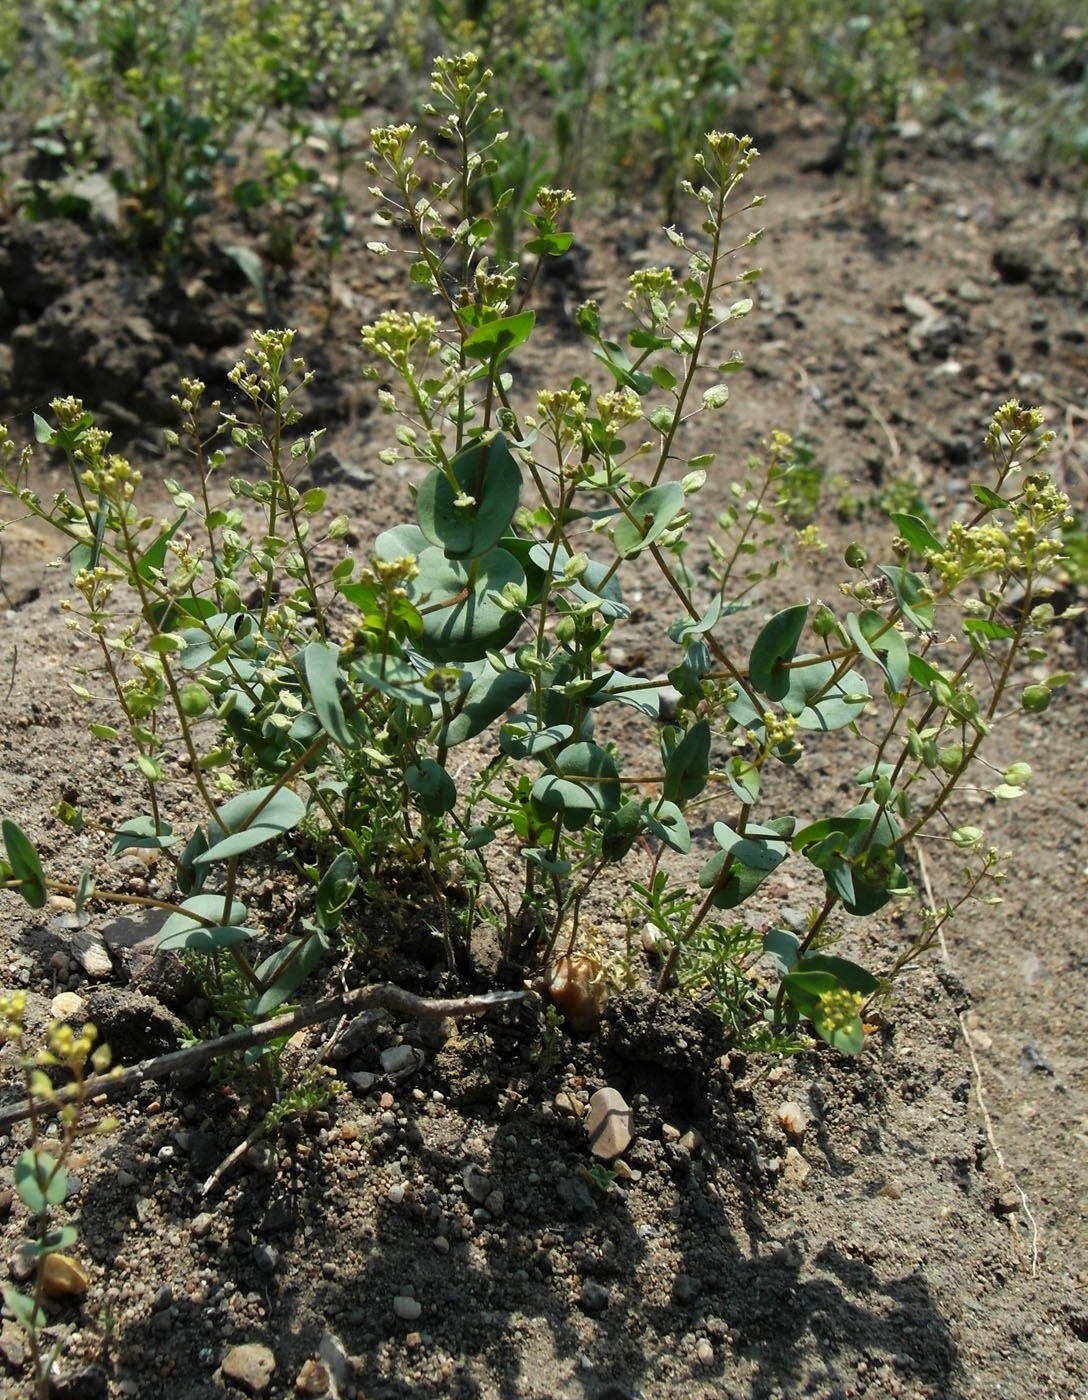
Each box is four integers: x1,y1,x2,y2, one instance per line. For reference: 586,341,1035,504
0,983,530,1132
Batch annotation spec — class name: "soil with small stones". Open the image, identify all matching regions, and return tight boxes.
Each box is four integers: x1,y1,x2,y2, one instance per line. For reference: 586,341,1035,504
1,91,1087,1400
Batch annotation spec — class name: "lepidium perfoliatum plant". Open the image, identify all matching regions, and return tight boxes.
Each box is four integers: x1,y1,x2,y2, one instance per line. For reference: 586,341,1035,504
0,993,115,1399
0,52,1075,1059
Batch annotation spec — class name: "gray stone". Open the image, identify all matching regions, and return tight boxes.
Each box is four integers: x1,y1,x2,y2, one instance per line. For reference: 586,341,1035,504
253,1243,278,1272
328,1008,392,1060
463,1164,492,1205
185,1131,220,1177
221,1342,276,1394
259,1199,296,1234
579,1280,611,1314
585,1087,633,1161
0,1320,25,1370
393,1294,422,1321
100,909,168,951
317,1331,350,1391
380,1044,424,1078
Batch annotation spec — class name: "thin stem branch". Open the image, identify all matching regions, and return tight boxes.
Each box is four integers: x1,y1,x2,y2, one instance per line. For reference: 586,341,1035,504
0,984,530,1133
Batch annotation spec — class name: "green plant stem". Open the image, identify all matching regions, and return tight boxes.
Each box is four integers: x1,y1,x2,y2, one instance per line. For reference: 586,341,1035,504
656,802,752,990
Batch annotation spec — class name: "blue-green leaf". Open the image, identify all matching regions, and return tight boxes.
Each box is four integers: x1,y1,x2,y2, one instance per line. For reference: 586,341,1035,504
416,435,522,560
110,817,177,856
15,1149,66,1213
749,604,809,700
2,820,47,909
305,640,358,752
195,786,306,865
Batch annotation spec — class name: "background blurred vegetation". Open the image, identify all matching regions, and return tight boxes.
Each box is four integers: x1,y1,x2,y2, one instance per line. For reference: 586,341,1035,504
0,0,1083,268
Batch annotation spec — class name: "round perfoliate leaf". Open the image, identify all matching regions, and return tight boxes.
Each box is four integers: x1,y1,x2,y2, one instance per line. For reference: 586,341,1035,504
410,545,526,662
530,742,621,830
749,604,809,700
406,759,457,816
15,1149,66,1213
416,435,522,560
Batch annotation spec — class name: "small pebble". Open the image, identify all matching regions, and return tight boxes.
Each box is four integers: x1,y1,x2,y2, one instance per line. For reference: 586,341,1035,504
696,1338,714,1367
253,1243,278,1273
782,1146,810,1189
380,1044,424,1079
779,1101,809,1138
553,1090,583,1120
294,1358,330,1395
585,1087,633,1161
51,991,84,1022
246,1142,275,1173
463,1164,492,1205
579,1280,610,1315
393,1295,422,1321
221,1342,275,1394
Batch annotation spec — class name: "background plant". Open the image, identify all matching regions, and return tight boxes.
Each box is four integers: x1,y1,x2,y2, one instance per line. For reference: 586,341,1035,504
0,992,113,1399
3,0,392,266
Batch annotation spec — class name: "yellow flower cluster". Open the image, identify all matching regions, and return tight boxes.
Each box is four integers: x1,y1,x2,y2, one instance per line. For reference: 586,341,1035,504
817,987,863,1034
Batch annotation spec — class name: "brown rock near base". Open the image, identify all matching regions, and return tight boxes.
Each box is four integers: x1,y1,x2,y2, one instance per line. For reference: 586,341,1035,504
585,1087,633,1161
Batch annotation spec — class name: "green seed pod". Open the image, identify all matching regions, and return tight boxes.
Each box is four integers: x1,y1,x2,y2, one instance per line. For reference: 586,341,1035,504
217,578,242,613
1020,684,1051,713
844,542,868,570
178,683,211,718
554,614,577,645
812,603,836,638
937,744,964,775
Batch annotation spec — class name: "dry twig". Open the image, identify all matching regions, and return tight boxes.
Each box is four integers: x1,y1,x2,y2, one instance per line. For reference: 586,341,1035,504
0,983,530,1133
